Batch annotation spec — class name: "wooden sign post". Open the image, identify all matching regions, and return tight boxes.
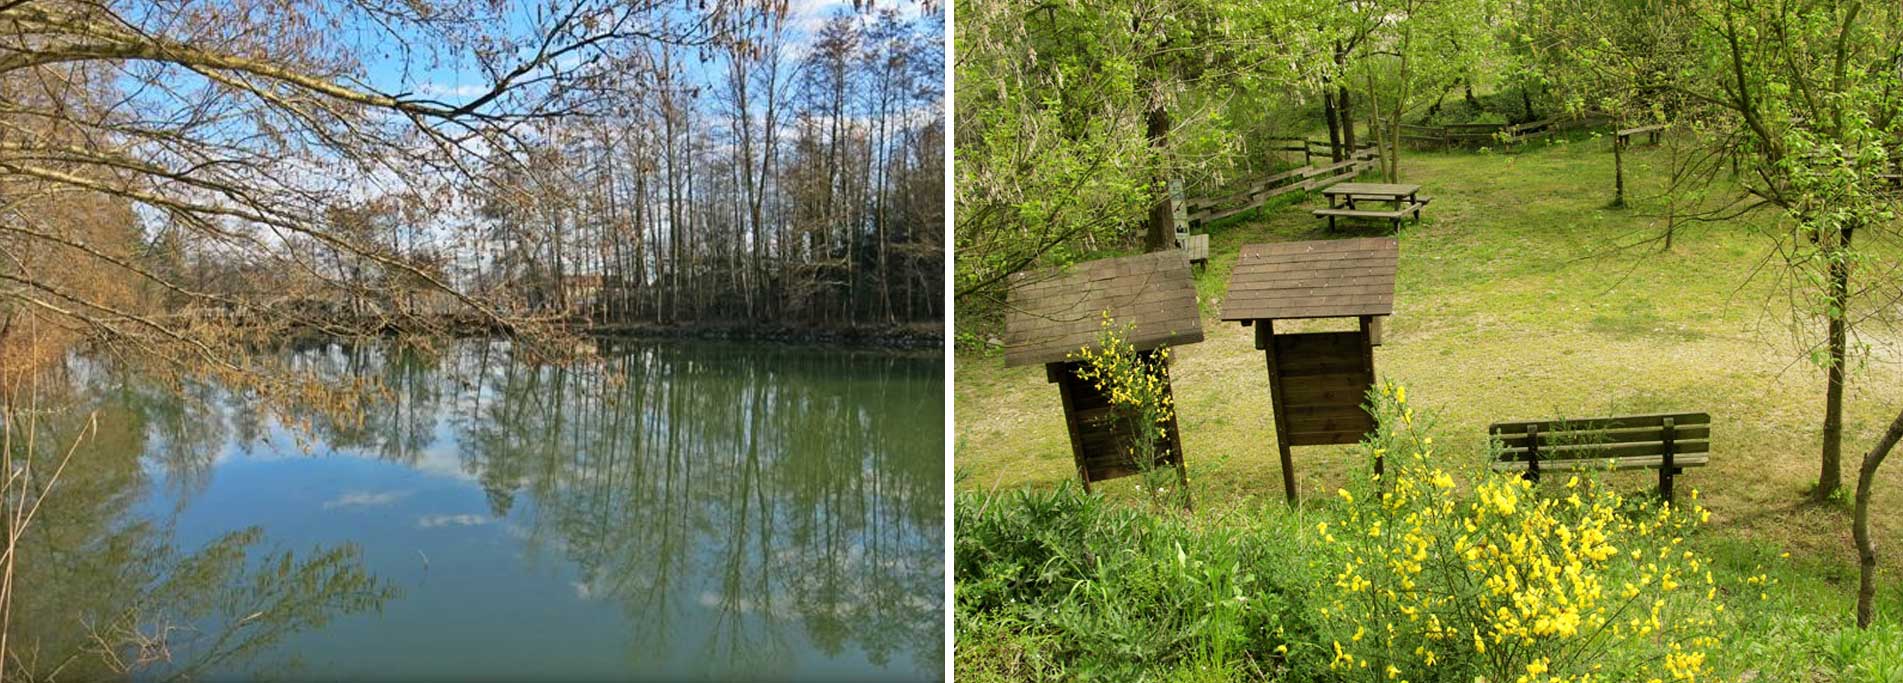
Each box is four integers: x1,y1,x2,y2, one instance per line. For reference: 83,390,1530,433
1002,251,1205,495
1220,237,1398,504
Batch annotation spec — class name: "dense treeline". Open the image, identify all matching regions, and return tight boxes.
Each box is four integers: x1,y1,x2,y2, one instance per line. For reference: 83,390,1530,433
461,7,945,329
0,0,944,392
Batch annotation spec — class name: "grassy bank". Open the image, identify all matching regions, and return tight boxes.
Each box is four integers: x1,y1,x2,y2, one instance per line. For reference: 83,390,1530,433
955,134,1903,676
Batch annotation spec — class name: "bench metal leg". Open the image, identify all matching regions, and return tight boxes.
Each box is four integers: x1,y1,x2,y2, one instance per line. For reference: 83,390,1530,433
1658,467,1677,503
1176,458,1193,512
1659,416,1677,503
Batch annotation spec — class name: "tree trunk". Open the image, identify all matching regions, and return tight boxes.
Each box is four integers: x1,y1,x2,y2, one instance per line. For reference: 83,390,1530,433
1612,135,1627,208
1855,405,1903,627
1390,28,1411,184
1339,83,1354,153
1818,227,1854,500
1324,77,1343,163
1143,106,1174,253
1328,41,1349,162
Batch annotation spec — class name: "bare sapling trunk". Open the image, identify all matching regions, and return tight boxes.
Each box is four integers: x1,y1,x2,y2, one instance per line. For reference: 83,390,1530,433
1389,29,1411,184
1339,85,1356,154
1612,125,1627,208
1855,405,1903,627
1324,78,1343,163
1819,230,1853,500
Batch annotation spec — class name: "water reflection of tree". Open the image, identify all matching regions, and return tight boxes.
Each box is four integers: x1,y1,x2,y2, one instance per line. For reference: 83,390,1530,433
3,371,394,682
277,342,445,467
28,340,943,680
448,341,945,679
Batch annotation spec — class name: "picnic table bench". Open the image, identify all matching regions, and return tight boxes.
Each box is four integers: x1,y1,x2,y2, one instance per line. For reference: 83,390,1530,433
1616,124,1665,146
1313,182,1429,233
1489,412,1710,501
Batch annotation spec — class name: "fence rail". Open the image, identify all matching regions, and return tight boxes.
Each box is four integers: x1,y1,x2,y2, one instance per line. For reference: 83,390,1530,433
1184,143,1380,228
1400,113,1611,149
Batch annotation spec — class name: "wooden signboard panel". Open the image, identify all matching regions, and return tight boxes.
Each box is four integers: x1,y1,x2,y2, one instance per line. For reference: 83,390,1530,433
1271,331,1375,446
1255,317,1380,503
1048,354,1188,491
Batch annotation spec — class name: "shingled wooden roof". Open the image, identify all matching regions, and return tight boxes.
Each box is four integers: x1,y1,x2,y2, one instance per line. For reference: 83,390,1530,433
1220,237,1397,322
1004,251,1204,367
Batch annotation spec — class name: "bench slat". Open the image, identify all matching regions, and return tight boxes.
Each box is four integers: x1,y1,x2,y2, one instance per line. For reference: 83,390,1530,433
1497,439,1709,461
1490,412,1710,434
1313,202,1428,219
1491,453,1708,473
1495,424,1711,448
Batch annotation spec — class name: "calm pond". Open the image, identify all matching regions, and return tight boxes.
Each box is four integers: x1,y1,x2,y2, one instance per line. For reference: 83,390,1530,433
11,340,943,681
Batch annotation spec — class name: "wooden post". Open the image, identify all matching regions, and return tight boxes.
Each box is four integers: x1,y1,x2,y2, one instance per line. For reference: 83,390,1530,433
1158,354,1193,511
1361,315,1382,479
1051,362,1093,492
1260,320,1298,505
1660,416,1677,502
1524,424,1541,483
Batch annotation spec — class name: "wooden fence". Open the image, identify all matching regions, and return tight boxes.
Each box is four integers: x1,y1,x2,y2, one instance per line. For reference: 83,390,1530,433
1184,144,1380,229
1400,113,1610,149
1259,137,1351,167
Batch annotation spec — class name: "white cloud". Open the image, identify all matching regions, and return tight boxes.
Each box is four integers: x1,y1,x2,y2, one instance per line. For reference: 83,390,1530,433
418,513,491,528
322,490,410,509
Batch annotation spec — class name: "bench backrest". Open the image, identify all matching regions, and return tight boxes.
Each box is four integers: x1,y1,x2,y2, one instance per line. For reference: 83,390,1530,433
1489,412,1710,463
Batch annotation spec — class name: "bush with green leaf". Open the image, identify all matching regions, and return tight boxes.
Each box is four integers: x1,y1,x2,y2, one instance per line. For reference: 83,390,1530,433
1312,383,1728,682
954,483,1324,681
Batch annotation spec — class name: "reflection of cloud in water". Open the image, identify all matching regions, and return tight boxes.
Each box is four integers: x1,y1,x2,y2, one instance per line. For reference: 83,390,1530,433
322,490,409,509
416,513,490,528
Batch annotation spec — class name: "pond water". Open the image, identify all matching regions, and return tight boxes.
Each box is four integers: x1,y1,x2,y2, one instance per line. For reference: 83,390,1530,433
8,340,943,681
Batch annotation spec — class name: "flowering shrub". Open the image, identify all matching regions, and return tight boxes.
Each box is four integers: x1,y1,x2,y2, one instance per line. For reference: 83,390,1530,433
1313,383,1728,682
1069,314,1182,507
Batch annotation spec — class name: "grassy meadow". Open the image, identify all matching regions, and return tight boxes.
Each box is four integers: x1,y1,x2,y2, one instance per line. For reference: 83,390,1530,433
954,133,1903,679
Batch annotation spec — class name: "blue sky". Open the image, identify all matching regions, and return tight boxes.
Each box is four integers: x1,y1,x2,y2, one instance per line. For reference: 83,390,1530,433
353,0,920,108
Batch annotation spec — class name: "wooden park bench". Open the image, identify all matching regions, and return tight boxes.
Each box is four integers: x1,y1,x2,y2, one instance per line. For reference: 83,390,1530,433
1616,124,1665,147
1488,412,1710,501
1313,202,1428,233
1343,193,1433,211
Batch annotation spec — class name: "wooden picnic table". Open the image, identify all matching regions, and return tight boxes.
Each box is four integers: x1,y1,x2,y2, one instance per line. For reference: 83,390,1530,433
1314,182,1429,233
1321,182,1422,210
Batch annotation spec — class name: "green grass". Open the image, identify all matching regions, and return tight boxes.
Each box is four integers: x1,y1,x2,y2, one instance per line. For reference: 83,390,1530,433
956,133,1903,675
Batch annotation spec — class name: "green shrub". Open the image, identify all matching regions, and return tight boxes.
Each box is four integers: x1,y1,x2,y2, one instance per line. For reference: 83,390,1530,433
1311,383,1727,682
955,484,1324,680
955,384,1847,682
1822,624,1903,683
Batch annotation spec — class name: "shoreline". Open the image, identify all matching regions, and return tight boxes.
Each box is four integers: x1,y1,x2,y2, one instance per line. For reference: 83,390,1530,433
582,322,945,351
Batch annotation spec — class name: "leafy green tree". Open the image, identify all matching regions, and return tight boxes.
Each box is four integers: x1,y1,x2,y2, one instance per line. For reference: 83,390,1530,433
1547,0,1902,503
954,0,1329,310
